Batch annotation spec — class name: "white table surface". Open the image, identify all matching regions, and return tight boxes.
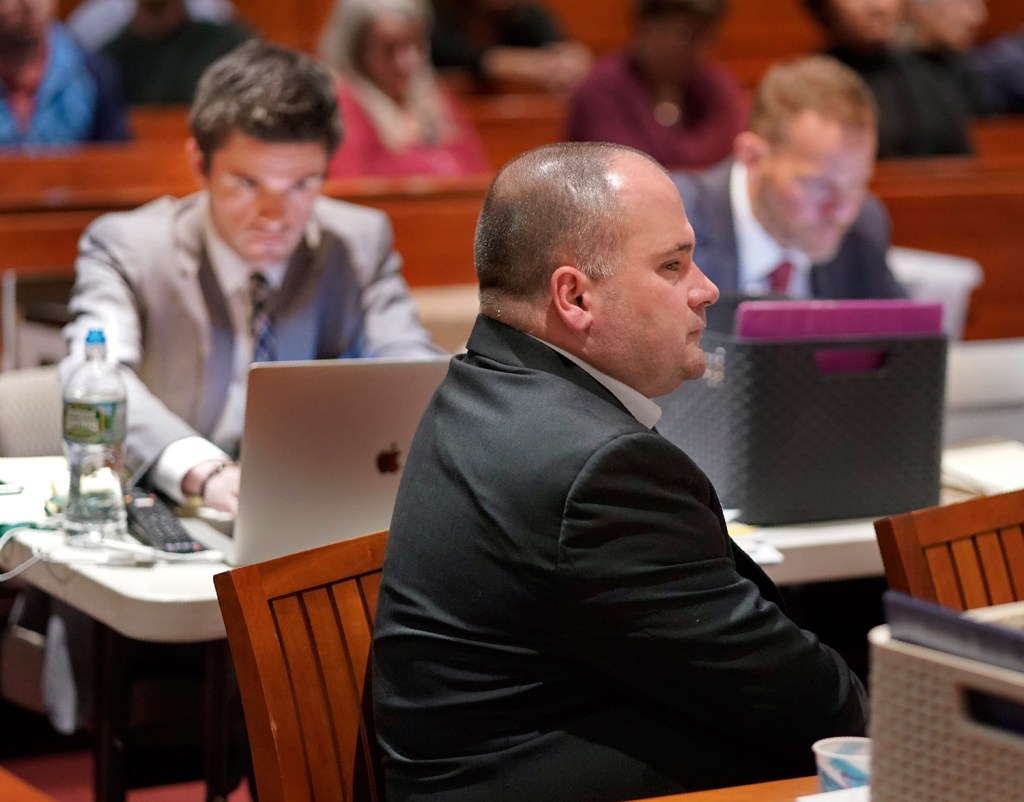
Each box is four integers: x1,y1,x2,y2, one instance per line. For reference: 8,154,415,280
0,457,226,642
1,457,891,650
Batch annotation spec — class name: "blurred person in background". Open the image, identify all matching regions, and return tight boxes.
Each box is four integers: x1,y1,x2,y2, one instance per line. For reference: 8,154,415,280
803,0,975,157
319,0,489,178
0,0,131,146
672,55,906,306
566,0,746,171
429,0,591,93
901,0,988,53
902,0,1024,114
67,0,237,52
101,0,252,105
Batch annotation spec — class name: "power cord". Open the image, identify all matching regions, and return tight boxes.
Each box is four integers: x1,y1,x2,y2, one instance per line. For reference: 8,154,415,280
0,520,224,582
0,521,63,582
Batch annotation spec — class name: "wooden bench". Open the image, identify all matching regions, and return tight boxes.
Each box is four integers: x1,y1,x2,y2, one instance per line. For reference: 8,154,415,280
0,172,487,287
0,173,488,361
871,155,1024,341
4,132,1024,343
0,141,197,214
127,93,569,171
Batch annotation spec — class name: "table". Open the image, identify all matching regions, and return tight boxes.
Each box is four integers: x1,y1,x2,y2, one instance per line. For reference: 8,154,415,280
0,456,939,802
0,457,233,802
635,775,821,801
734,518,882,586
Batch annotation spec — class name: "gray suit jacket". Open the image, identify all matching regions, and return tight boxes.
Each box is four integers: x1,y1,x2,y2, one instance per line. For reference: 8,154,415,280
374,315,867,801
61,192,438,475
672,159,907,299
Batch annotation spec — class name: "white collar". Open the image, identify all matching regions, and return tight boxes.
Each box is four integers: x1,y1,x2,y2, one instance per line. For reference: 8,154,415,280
729,161,811,295
531,336,663,430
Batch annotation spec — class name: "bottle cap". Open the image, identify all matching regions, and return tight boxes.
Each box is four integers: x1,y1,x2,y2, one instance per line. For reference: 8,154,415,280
86,328,106,345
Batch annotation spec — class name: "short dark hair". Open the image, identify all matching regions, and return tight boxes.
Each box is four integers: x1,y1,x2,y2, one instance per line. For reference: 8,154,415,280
634,0,729,24
475,142,664,315
189,39,342,170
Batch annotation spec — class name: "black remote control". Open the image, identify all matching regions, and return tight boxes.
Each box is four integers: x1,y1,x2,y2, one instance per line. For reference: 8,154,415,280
125,487,208,553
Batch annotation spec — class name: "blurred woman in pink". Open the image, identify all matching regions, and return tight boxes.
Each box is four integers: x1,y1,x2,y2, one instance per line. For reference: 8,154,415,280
319,0,489,179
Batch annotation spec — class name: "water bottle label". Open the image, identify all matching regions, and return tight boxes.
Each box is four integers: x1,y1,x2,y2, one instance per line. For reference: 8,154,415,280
63,400,126,444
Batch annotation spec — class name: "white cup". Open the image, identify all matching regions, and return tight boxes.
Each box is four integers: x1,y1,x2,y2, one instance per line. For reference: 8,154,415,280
812,736,871,792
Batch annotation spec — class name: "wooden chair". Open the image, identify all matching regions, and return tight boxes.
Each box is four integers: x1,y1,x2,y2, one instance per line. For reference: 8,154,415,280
874,489,1024,611
213,529,389,802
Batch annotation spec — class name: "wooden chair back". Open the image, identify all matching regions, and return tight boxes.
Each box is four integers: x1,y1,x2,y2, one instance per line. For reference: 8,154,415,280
874,489,1024,610
213,529,389,802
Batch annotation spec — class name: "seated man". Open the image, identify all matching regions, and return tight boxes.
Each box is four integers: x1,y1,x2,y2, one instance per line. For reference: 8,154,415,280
567,0,747,172
0,0,131,146
373,141,868,801
101,0,253,106
802,0,975,158
672,54,906,305
61,39,440,516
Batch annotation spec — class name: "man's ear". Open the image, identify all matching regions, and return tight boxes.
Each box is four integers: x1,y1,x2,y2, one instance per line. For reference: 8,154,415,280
550,265,593,334
734,131,769,168
185,138,209,186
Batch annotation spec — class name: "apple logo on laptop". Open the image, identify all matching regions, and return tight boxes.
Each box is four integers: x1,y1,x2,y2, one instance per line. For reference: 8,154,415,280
376,443,402,474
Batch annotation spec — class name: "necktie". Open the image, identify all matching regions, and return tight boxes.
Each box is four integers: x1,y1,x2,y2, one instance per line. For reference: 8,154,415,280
768,259,794,295
249,272,277,363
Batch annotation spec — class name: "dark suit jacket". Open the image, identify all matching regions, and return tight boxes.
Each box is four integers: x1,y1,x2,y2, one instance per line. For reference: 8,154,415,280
373,315,867,802
672,159,907,300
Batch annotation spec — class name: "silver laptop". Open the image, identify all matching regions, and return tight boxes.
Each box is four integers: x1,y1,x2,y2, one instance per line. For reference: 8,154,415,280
183,356,450,565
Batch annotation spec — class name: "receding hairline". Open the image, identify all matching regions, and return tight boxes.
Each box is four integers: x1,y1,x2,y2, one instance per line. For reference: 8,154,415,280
475,143,671,321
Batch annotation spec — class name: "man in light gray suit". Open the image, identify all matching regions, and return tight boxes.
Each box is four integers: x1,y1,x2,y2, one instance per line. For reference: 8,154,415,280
671,54,906,309
61,39,440,515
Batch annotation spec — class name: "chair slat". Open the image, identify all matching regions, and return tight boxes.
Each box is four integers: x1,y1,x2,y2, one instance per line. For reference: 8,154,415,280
976,531,1015,605
875,489,1024,613
215,530,389,802
951,538,991,608
274,593,340,802
1002,525,1024,598
925,545,969,610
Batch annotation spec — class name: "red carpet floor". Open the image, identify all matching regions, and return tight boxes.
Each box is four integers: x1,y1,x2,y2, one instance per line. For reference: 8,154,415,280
2,749,254,802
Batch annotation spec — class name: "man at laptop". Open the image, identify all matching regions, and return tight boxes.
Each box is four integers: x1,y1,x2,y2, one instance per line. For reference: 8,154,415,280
373,142,867,800
671,54,906,307
60,39,441,515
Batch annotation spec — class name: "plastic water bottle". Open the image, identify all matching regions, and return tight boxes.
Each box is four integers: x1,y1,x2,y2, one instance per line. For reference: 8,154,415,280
62,328,128,543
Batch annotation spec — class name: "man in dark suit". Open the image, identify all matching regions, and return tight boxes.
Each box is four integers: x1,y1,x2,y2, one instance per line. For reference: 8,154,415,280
373,141,868,802
672,54,906,304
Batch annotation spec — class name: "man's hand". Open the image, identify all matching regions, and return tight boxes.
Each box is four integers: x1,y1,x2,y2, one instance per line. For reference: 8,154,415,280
182,459,241,516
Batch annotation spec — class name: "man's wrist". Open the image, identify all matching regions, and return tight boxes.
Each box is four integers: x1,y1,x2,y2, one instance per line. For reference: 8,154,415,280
182,458,236,501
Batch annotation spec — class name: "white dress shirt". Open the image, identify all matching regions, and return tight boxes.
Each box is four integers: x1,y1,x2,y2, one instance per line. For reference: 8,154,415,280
729,161,812,298
151,211,286,502
532,337,663,430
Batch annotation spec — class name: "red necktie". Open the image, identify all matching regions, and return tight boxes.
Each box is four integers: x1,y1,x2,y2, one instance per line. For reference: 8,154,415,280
768,260,793,295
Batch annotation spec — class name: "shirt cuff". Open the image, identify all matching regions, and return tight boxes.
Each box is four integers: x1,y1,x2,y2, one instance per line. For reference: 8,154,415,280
151,436,232,505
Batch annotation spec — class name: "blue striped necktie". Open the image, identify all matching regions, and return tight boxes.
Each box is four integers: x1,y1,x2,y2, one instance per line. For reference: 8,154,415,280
249,272,277,363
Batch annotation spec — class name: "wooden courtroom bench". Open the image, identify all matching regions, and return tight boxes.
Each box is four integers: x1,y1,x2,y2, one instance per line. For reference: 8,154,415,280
0,141,197,214
871,155,1024,341
128,94,568,173
462,93,567,170
128,105,191,141
971,115,1024,159
0,171,489,361
3,129,1024,344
